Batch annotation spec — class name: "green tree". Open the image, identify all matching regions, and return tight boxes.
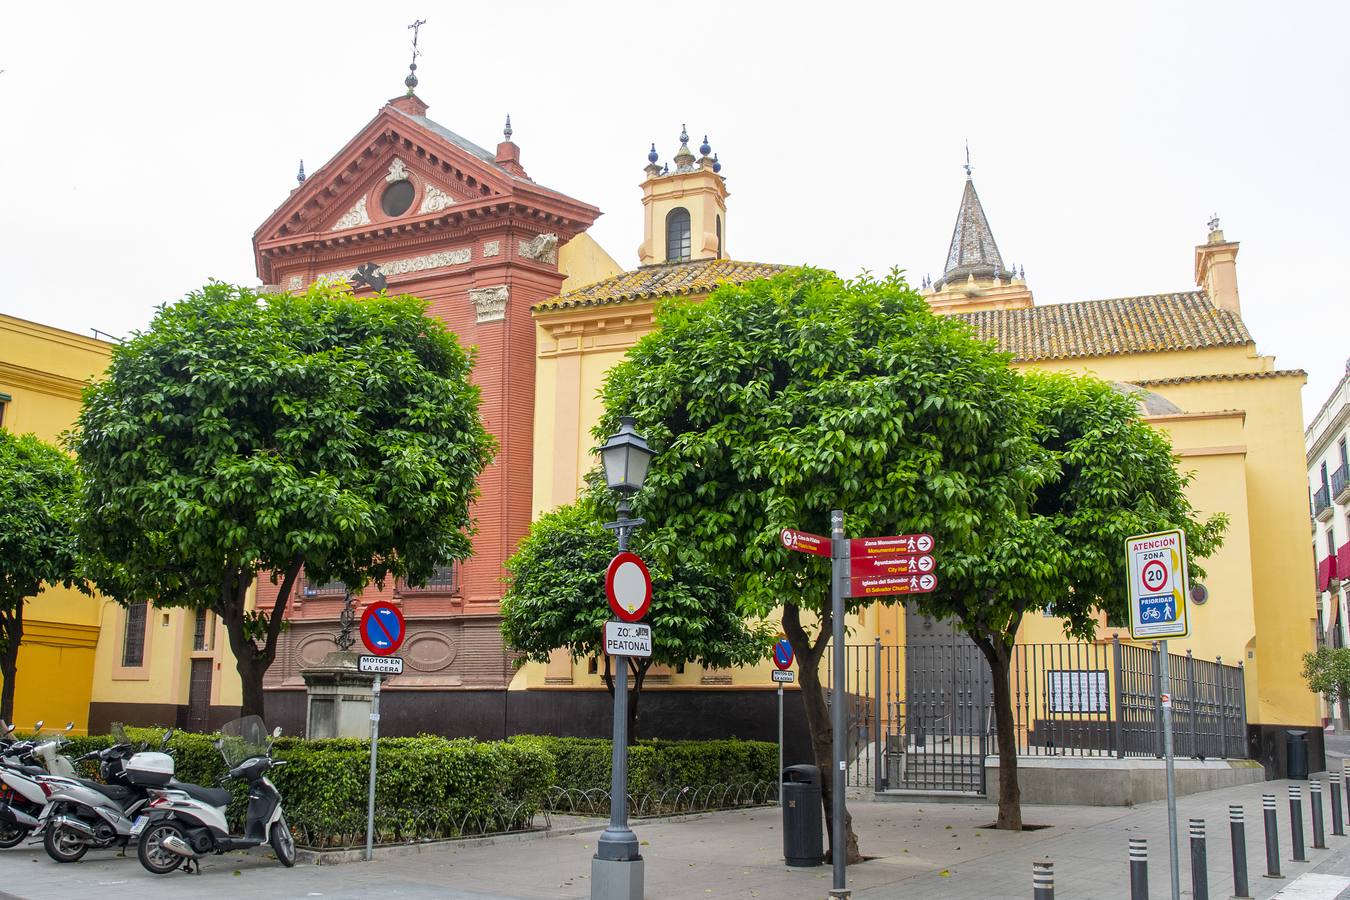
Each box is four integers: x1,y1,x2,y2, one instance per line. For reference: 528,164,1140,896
501,503,775,740
921,372,1226,829
73,282,495,719
1302,646,1350,729
0,431,86,724
593,269,1036,859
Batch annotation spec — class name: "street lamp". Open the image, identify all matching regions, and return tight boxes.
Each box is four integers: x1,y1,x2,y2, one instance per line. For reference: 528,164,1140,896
593,415,655,900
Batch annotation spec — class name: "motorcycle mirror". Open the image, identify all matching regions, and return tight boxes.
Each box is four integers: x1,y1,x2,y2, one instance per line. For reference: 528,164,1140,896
64,722,74,733
34,720,44,732
273,726,282,738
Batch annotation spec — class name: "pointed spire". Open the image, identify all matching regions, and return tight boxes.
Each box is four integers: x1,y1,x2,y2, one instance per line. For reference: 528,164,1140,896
296,160,306,184
934,171,1007,290
674,124,695,172
644,143,662,179
503,114,512,141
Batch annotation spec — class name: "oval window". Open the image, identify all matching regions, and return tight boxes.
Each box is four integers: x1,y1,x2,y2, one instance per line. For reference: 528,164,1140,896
381,180,415,217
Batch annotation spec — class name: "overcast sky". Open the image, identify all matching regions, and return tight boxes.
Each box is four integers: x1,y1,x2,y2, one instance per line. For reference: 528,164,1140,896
3,1,1346,424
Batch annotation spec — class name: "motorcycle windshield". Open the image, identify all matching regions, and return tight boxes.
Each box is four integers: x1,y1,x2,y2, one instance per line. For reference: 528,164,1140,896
218,716,269,768
110,722,129,746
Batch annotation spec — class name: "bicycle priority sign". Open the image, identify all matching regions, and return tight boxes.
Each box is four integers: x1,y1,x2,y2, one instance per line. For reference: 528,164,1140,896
360,601,406,656
1125,529,1190,639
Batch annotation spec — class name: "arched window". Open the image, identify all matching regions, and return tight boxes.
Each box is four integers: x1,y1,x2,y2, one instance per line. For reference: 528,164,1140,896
666,207,691,262
716,215,723,259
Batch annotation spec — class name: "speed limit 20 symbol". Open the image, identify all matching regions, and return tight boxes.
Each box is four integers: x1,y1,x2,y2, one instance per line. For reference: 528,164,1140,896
1141,559,1169,593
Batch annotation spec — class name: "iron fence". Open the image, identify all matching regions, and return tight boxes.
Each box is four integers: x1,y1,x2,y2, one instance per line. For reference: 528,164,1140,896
823,635,1247,796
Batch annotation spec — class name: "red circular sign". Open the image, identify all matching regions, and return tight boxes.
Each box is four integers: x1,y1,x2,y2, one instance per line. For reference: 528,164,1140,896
359,601,406,656
1141,559,1169,594
605,552,652,622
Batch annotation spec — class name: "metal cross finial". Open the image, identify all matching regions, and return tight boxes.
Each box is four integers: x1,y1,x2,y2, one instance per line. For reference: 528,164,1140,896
405,18,426,91
964,140,972,179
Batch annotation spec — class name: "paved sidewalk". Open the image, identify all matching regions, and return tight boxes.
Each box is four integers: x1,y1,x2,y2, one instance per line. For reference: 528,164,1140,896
5,778,1350,898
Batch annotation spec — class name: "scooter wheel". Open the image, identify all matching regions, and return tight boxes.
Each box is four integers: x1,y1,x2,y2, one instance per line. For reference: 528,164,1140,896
0,823,29,849
138,820,187,875
269,815,295,867
43,823,88,863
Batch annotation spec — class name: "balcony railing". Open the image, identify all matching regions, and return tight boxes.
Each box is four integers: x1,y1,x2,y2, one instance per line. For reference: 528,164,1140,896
302,579,346,599
1334,464,1350,504
1315,484,1334,521
402,563,460,595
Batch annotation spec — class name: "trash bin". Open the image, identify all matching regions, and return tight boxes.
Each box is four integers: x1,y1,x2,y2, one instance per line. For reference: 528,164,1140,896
781,764,823,867
1286,730,1309,780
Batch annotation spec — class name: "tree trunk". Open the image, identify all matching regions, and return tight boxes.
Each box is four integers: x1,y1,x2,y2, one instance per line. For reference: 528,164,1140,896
627,658,651,743
783,601,861,864
974,634,1021,830
0,606,22,726
219,558,301,724
1339,695,1349,734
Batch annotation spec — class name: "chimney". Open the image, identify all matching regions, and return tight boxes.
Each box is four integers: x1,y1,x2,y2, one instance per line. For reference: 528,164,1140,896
495,115,528,178
387,94,429,117
1195,216,1241,314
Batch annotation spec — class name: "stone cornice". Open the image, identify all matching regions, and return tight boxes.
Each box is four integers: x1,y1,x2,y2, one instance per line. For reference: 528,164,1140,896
535,300,658,358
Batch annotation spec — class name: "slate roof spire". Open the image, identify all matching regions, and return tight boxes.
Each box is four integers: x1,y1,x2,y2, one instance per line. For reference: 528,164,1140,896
934,160,1008,290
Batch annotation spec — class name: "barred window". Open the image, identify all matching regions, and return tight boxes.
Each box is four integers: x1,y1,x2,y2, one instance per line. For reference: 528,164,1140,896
666,208,691,262
303,578,346,598
404,563,459,594
192,608,211,651
122,602,148,667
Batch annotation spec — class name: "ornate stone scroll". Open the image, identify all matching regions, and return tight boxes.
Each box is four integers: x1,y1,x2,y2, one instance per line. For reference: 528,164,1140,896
331,196,370,231
519,232,558,264
482,240,501,258
386,158,410,183
419,184,455,213
469,285,508,323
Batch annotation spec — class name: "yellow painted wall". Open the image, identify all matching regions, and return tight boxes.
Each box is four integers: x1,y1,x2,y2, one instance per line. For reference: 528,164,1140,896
558,233,623,293
527,285,1318,727
0,315,111,734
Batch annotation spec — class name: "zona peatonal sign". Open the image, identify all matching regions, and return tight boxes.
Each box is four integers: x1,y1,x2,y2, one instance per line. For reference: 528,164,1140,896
603,621,653,657
1126,529,1190,639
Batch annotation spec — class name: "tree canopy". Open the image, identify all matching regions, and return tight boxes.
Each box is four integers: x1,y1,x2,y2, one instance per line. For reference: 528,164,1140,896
0,430,85,722
591,268,1035,858
501,502,774,738
74,281,495,717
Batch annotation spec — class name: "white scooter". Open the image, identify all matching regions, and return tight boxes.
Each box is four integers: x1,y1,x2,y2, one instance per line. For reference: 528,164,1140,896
35,723,173,862
0,721,79,847
129,716,294,874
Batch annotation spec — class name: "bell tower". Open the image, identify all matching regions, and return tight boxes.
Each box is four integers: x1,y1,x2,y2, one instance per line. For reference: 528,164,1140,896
637,127,728,266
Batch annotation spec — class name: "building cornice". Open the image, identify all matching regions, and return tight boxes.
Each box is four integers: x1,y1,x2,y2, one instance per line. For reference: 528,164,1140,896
0,360,93,401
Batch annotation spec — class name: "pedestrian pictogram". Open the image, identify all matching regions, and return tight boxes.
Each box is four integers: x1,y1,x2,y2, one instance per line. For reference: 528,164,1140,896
360,601,406,656
780,528,830,557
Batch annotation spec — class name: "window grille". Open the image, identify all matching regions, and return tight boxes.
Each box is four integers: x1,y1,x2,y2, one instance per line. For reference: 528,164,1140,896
123,602,147,667
666,208,691,262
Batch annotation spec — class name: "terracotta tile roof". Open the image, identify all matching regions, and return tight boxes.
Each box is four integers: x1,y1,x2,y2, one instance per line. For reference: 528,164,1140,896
534,258,790,311
1135,370,1306,387
958,292,1253,362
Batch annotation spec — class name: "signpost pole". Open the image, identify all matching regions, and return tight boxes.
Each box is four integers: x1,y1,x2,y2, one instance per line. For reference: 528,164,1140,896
1160,641,1180,900
830,508,849,898
365,673,381,862
778,684,784,808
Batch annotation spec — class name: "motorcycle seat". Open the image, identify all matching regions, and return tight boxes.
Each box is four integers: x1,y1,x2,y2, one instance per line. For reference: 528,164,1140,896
5,764,47,777
78,779,134,803
167,780,231,808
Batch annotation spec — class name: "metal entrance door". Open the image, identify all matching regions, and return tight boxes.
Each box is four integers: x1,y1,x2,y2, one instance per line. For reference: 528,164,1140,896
892,606,991,794
187,658,212,733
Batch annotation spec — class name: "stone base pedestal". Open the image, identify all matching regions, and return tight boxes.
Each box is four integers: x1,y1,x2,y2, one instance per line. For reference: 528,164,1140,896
590,856,644,900
300,651,376,739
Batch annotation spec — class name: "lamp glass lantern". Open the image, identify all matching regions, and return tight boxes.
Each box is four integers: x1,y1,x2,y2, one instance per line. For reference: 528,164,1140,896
599,416,654,496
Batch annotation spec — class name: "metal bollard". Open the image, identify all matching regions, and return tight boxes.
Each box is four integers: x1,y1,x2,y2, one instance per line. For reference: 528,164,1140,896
1229,805,1251,898
1032,857,1054,900
1263,793,1282,878
1189,818,1209,900
1290,784,1307,862
1332,772,1345,836
1312,780,1327,849
1129,837,1149,900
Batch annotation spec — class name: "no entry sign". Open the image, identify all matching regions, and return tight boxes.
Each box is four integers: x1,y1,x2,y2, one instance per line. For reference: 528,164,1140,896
605,551,652,622
360,601,406,656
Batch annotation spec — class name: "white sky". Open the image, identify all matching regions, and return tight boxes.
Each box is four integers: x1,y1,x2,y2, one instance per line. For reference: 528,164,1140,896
2,1,1346,423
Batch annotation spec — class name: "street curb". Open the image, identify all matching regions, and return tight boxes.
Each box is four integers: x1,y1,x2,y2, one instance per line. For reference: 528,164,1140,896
294,808,744,866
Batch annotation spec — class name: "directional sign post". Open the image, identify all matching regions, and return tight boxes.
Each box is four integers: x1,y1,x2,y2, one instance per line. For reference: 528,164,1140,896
357,601,405,862
1127,529,1191,900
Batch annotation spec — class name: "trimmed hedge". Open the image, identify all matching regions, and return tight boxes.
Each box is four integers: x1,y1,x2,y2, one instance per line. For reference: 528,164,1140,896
511,735,777,798
57,730,554,848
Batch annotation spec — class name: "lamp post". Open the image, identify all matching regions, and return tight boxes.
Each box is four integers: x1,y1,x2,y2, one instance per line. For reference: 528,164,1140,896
593,416,654,900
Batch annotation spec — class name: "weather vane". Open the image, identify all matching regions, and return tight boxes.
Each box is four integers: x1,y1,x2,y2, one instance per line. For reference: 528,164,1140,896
964,140,973,179
405,18,426,92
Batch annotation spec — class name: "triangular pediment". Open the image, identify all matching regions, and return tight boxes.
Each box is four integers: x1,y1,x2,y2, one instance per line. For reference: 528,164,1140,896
254,102,522,246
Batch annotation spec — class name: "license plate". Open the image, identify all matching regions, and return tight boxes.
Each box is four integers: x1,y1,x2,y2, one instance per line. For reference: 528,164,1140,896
129,816,148,837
